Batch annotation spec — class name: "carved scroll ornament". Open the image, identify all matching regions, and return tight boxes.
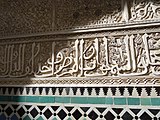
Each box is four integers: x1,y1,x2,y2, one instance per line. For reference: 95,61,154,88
131,0,160,21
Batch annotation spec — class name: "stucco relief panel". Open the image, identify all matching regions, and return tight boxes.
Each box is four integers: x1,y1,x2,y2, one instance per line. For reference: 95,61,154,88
0,0,53,36
55,0,122,30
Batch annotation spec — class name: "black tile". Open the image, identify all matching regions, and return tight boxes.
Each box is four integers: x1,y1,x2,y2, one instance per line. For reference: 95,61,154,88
58,88,63,95
119,87,125,95
111,87,116,95
1,104,7,109
8,87,12,94
24,105,32,110
112,108,123,114
87,87,92,95
140,112,152,120
37,106,45,111
12,105,19,110
95,88,100,95
13,87,18,94
2,87,6,94
80,107,90,112
154,117,158,120
30,108,38,118
57,109,67,119
72,87,77,95
44,109,52,119
72,110,82,120
32,87,37,95
130,109,141,115
80,87,85,95
45,87,50,95
145,87,151,96
104,111,115,120
88,111,98,120
19,87,24,95
127,87,133,96
65,107,74,112
39,87,43,95
122,112,133,120
6,107,13,116
136,87,142,96
26,87,30,95
96,108,106,113
51,106,59,111
103,87,108,95
148,109,159,116
155,87,160,96
65,88,70,95
17,107,25,117
51,88,56,95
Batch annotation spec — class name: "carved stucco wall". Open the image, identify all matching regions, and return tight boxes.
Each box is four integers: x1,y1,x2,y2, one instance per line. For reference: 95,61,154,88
0,0,160,37
0,0,160,120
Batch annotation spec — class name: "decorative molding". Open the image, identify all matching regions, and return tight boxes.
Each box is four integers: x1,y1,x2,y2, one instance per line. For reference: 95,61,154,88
0,77,159,86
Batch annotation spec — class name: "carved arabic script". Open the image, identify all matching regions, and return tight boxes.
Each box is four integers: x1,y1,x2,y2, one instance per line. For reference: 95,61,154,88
0,33,160,77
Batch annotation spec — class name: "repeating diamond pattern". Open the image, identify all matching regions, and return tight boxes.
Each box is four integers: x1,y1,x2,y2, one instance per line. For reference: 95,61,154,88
0,104,160,120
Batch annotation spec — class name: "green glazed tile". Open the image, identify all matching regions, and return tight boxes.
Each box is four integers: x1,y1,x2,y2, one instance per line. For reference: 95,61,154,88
39,96,55,103
37,116,43,120
151,98,160,106
83,118,87,120
55,97,70,103
26,96,39,103
114,98,126,105
23,115,31,120
105,97,113,104
12,96,26,102
0,96,11,102
71,97,87,104
141,98,151,105
87,97,105,104
128,98,140,105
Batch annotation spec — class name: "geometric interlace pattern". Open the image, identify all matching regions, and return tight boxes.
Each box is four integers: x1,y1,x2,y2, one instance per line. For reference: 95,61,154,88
0,104,160,120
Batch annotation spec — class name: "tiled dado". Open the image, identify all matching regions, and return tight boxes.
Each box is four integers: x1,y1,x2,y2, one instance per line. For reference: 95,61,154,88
0,96,160,106
0,103,160,120
0,86,159,119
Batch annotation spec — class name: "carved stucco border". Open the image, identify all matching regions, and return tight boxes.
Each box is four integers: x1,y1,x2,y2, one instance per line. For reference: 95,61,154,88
1,21,160,40
0,76,159,86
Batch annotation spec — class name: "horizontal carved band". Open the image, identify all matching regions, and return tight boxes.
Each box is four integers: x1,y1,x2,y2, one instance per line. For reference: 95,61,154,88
0,77,159,86
1,32,160,78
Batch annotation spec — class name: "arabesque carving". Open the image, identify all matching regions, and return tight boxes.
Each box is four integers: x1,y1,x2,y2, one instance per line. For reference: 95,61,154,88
1,0,160,37
56,0,122,30
130,0,160,21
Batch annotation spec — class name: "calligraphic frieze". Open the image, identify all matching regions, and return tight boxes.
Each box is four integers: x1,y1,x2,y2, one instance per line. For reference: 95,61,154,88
0,32,160,78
